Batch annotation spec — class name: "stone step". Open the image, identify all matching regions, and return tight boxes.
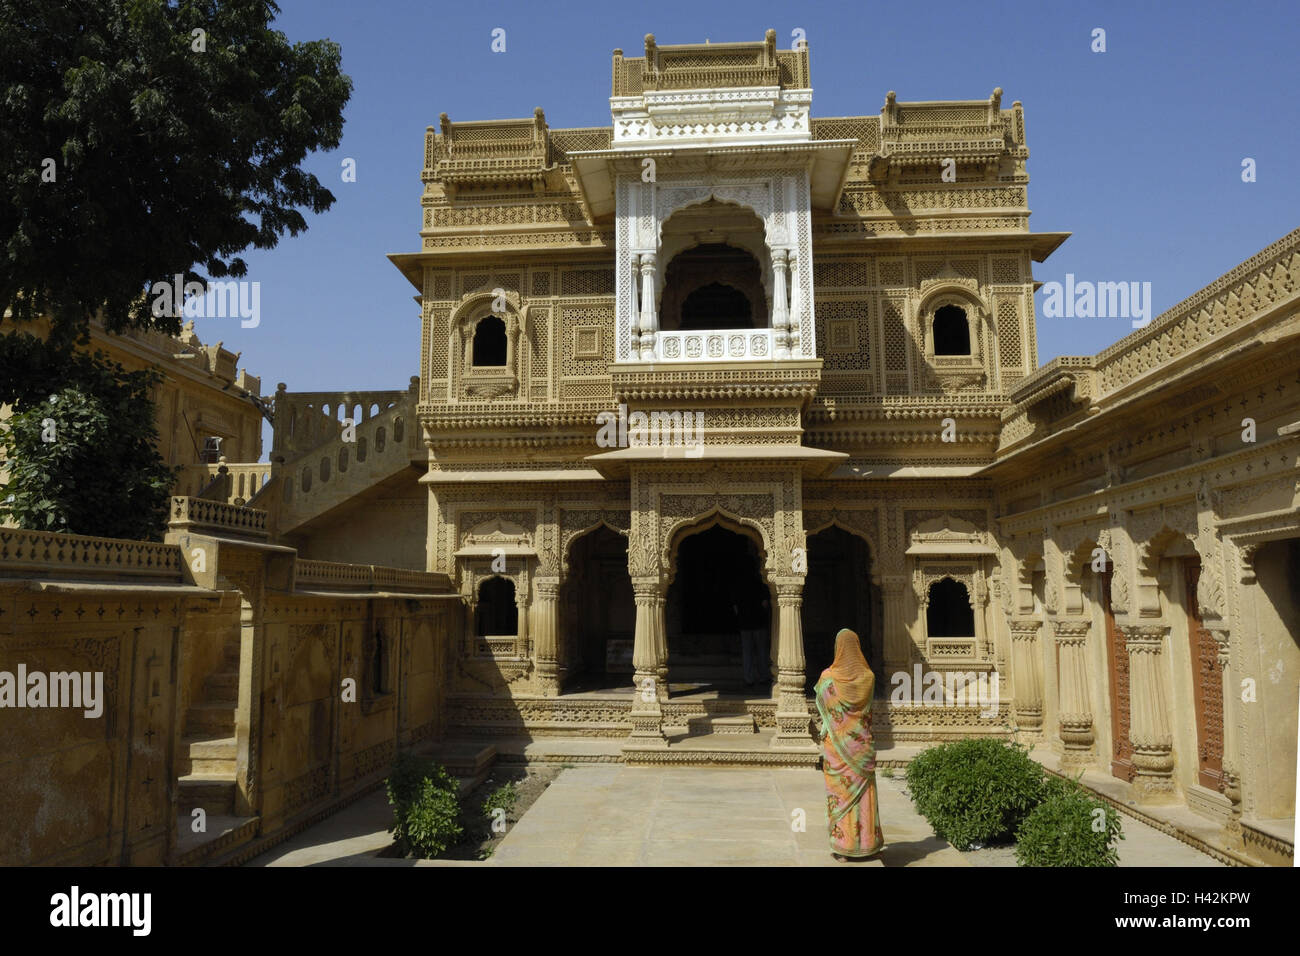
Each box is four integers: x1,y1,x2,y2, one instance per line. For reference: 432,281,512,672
686,714,757,735
222,641,241,666
204,669,240,698
622,746,819,768
181,735,238,777
178,775,236,816
185,701,236,737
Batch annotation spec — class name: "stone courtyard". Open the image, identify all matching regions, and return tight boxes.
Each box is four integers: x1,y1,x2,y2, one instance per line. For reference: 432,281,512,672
249,761,1225,868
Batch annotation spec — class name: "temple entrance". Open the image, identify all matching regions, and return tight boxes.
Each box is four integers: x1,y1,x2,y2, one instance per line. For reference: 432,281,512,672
559,525,635,691
802,526,879,694
665,523,769,692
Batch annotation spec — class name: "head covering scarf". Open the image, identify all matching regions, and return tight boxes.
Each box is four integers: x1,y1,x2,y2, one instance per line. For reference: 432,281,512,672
827,628,873,709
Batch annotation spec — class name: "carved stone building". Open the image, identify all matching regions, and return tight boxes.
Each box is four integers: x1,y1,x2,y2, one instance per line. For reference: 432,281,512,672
249,33,1295,862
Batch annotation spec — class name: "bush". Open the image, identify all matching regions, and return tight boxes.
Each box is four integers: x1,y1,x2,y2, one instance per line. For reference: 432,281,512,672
403,779,463,858
904,738,1048,850
481,781,519,819
386,752,460,858
1015,781,1124,866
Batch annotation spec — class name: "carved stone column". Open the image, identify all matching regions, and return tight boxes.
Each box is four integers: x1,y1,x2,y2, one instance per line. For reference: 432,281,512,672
1053,619,1095,769
531,577,560,697
629,253,641,356
1009,619,1044,735
1121,623,1176,802
638,255,658,360
653,589,669,700
771,248,790,358
626,577,666,748
1212,623,1244,847
878,575,910,677
772,576,816,750
514,587,530,662
787,254,801,354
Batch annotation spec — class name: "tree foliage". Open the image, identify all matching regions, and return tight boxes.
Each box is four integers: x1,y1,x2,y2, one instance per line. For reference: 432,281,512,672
0,0,352,390
1,353,176,540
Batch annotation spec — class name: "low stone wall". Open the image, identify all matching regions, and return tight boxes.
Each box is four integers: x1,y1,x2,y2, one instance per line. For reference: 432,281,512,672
0,523,461,866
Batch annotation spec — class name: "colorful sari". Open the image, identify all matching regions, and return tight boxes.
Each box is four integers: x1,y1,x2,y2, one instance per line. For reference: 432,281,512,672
814,629,885,859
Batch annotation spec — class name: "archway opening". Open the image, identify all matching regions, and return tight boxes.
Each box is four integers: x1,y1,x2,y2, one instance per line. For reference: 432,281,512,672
662,243,764,331
802,526,879,695
472,315,507,367
665,523,768,692
475,577,516,636
933,304,971,356
926,578,974,637
558,526,635,692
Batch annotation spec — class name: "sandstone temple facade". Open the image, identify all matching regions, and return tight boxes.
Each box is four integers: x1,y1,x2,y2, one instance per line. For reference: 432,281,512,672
2,32,1295,866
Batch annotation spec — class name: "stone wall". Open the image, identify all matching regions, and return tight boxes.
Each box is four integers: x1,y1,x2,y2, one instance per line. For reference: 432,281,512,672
0,519,460,866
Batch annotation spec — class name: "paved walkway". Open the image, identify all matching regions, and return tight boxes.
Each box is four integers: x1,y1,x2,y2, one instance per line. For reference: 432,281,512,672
246,765,1226,866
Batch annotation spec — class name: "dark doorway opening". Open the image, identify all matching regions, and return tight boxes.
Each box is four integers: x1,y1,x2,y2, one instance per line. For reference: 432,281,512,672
559,526,634,691
665,524,768,691
803,526,879,694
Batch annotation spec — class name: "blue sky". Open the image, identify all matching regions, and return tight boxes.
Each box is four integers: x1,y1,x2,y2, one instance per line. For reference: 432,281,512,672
212,0,1298,447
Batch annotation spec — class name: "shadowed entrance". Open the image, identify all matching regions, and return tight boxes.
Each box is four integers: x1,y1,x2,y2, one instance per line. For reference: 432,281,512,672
802,526,879,694
665,524,770,692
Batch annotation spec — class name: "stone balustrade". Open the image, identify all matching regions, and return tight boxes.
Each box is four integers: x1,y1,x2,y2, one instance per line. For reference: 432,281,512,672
168,496,269,540
0,527,184,581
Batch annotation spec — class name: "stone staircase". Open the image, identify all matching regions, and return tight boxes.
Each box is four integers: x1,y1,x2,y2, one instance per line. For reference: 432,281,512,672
175,381,424,540
270,382,423,537
177,636,240,818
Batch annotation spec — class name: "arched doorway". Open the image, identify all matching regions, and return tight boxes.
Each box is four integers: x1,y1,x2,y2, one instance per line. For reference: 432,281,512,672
559,525,634,691
802,526,879,694
665,522,769,692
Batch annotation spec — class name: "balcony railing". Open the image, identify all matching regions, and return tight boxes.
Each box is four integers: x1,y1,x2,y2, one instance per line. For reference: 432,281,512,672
655,328,775,362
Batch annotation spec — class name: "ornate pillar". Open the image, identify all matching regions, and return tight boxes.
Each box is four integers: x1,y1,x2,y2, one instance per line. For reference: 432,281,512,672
531,577,561,697
653,589,669,700
638,255,658,360
626,577,666,748
772,576,816,750
786,253,801,354
1214,622,1244,847
771,248,790,358
629,253,641,356
877,575,910,677
1053,619,1095,770
514,583,530,662
1009,620,1044,735
1121,622,1177,802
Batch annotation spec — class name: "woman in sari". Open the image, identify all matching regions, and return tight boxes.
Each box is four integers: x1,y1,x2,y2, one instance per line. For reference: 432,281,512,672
814,628,886,860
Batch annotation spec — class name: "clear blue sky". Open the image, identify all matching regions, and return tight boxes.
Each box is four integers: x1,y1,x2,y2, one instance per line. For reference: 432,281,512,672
212,0,1298,452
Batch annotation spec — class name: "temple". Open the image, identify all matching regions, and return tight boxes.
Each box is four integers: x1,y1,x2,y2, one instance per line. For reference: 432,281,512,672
4,31,1296,866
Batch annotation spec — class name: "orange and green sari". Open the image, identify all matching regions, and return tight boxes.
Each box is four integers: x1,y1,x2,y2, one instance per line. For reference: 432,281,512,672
815,629,885,859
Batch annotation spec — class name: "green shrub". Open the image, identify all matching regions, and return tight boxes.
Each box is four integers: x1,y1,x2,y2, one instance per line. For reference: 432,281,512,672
482,781,519,819
386,752,460,858
1015,782,1124,866
904,738,1048,850
403,779,463,858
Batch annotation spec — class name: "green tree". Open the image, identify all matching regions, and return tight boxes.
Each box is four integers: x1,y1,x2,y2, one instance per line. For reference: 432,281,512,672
0,0,352,400
1,353,176,540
